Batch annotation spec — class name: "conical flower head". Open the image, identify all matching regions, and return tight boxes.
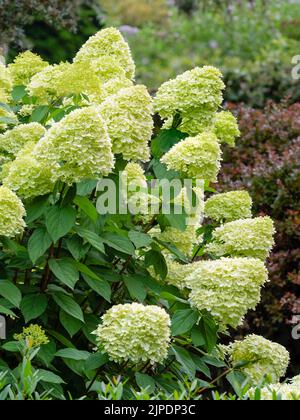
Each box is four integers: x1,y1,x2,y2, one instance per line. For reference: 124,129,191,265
0,186,26,237
34,106,114,184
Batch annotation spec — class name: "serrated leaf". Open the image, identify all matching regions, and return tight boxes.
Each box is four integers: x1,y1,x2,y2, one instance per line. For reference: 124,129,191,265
74,196,98,222
123,274,147,302
171,309,199,336
46,205,76,243
102,233,135,255
20,294,47,323
171,345,196,378
128,231,153,249
49,259,79,290
82,274,111,302
30,105,49,123
59,310,82,338
75,227,105,253
28,228,52,264
25,195,49,224
85,352,109,371
55,348,90,361
0,280,21,308
52,292,84,322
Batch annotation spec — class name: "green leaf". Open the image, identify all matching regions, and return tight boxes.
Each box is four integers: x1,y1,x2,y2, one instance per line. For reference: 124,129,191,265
52,292,84,322
55,348,90,361
30,105,49,123
76,180,97,196
0,304,16,317
102,233,135,255
28,228,52,264
199,316,218,353
25,195,49,224
82,274,111,302
59,310,82,338
49,258,79,290
74,196,98,222
171,345,196,378
12,85,27,102
144,250,168,280
37,369,65,384
190,354,211,378
0,280,21,308
171,309,199,336
66,237,87,261
128,231,153,249
85,352,109,371
191,326,206,347
1,341,22,352
151,129,188,159
20,294,48,323
74,261,102,281
123,275,147,302
154,238,189,263
135,373,156,393
75,227,105,253
46,205,76,243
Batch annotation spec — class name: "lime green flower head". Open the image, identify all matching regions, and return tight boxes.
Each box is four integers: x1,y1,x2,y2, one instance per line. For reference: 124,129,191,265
34,106,114,184
14,324,49,348
74,28,135,80
0,122,45,157
0,186,26,237
123,162,147,193
8,51,48,86
1,142,55,199
205,191,252,223
213,111,240,146
99,85,153,162
161,132,222,182
186,258,268,329
206,216,275,260
154,66,225,120
93,303,171,364
224,335,290,384
160,255,203,290
0,62,12,102
27,62,103,104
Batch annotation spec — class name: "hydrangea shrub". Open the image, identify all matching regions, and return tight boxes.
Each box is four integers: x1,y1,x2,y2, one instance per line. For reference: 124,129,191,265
0,28,297,400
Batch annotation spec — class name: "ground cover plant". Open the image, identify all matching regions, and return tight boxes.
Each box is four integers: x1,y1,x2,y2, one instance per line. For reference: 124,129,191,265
0,28,299,400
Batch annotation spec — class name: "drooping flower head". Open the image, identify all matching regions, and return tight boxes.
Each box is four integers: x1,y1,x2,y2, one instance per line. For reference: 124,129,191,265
206,216,275,260
14,324,49,348
1,142,55,199
0,186,26,237
8,51,49,86
154,66,225,121
34,106,115,184
223,335,290,384
205,191,252,223
74,28,135,80
0,122,45,157
99,85,153,162
186,258,268,329
0,62,12,102
93,303,171,364
161,132,222,181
